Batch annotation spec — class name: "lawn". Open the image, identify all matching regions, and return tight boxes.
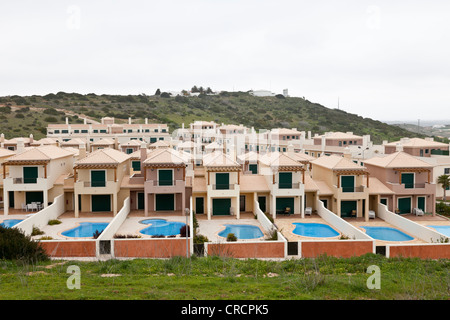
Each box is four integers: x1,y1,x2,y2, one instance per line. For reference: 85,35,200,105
0,254,448,300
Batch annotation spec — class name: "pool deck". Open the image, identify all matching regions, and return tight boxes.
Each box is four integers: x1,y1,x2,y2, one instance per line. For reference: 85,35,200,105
275,215,342,242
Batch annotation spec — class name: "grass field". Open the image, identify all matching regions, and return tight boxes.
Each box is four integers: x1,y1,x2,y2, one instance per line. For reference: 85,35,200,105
0,254,448,300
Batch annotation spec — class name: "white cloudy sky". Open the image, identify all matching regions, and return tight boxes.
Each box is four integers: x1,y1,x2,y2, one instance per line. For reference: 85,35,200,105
0,0,449,122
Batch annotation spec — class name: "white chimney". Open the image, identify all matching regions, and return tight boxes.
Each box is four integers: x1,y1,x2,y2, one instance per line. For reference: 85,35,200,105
396,143,403,152
17,138,25,153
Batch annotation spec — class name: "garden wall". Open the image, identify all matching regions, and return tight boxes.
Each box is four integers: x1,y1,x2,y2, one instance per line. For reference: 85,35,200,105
113,238,191,258
299,240,375,258
387,243,450,259
39,240,97,257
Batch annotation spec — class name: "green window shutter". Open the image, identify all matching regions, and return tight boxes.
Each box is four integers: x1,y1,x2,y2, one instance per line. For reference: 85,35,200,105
215,173,229,189
195,197,204,214
401,173,414,189
279,172,292,189
341,176,355,192
132,161,141,171
249,164,258,174
398,197,411,214
91,170,106,187
155,194,174,211
150,138,157,143
212,198,231,215
158,170,173,186
92,195,111,211
23,167,38,184
276,197,294,214
340,201,357,217
417,197,425,211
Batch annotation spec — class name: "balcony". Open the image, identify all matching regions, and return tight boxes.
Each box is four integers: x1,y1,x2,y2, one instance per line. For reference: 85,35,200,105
212,184,236,190
207,183,240,196
271,182,304,196
75,180,117,193
145,179,186,194
386,182,435,194
4,177,49,191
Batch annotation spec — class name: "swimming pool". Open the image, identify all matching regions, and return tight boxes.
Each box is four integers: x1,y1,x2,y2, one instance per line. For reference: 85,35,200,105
62,222,109,238
0,219,24,228
361,226,413,241
427,225,450,237
139,219,186,236
291,222,340,238
218,224,264,240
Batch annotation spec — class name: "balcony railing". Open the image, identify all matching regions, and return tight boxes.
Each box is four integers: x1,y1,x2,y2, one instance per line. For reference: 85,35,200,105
212,184,236,190
13,177,38,184
341,186,365,192
278,183,300,189
83,181,108,187
387,182,427,189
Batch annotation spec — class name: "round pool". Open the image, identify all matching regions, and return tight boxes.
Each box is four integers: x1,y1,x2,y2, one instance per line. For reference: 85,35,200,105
361,226,413,241
62,222,109,238
292,222,339,238
139,219,186,236
218,224,264,240
0,219,24,228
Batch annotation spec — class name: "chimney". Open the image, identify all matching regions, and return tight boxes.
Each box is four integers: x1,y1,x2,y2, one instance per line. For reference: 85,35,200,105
78,143,86,159
140,142,147,169
0,133,4,143
65,117,69,125
396,143,403,152
343,147,351,159
128,117,132,125
84,118,87,125
17,138,25,153
287,143,294,155
145,118,148,125
114,135,119,150
29,134,34,144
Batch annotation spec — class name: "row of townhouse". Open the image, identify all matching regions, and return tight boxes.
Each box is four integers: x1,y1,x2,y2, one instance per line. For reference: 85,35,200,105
1,120,448,221
0,143,441,220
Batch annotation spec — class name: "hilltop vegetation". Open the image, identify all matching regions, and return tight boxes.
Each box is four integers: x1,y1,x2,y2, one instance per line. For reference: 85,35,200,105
0,90,427,143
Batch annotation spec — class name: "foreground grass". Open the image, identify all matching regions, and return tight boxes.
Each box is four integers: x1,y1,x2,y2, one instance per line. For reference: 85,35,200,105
0,254,448,300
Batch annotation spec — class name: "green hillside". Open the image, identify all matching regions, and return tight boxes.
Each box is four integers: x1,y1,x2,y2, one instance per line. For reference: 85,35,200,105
0,90,428,143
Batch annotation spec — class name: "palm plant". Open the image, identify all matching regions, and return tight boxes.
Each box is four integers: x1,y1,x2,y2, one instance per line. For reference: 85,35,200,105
437,174,450,201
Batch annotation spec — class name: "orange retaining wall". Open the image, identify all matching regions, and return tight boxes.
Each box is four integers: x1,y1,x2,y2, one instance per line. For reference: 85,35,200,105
301,241,374,258
388,244,450,259
114,238,191,258
207,241,285,258
40,241,97,257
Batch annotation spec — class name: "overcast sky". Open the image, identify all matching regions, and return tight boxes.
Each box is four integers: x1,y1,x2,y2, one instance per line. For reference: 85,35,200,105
1,1,449,122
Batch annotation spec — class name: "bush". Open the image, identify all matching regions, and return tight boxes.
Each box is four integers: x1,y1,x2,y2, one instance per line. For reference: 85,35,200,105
226,233,237,242
193,234,209,244
0,225,49,262
180,225,190,237
47,219,62,225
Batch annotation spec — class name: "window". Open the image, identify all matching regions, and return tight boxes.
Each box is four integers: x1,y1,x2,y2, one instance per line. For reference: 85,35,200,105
93,130,98,133
23,167,38,184
62,130,68,134
74,130,79,133
132,161,141,171
126,148,133,154
444,168,450,174
279,172,292,189
249,164,258,174
81,130,88,133
401,173,414,189
158,169,173,186
54,130,60,134
215,172,230,190
91,170,106,187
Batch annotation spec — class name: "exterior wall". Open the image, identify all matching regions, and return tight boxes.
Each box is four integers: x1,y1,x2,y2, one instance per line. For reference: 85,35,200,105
206,241,285,258
114,238,190,258
300,240,374,258
387,244,450,259
40,240,97,257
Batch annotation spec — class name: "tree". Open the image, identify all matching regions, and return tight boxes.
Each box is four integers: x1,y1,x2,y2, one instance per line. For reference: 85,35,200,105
154,88,161,96
437,174,450,201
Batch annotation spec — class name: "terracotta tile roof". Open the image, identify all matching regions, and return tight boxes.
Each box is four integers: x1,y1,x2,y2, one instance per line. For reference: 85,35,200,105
6,145,74,162
385,137,448,148
304,175,319,192
314,180,334,195
203,152,240,169
0,148,16,158
75,148,130,166
259,152,304,169
315,132,362,139
143,148,188,166
367,177,394,195
92,138,115,145
364,152,432,169
311,154,364,170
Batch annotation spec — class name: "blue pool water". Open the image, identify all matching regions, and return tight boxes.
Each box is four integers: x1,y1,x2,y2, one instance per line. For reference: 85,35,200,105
292,223,339,238
0,219,24,228
427,225,450,237
62,222,109,238
140,219,186,236
361,226,413,241
218,224,264,240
